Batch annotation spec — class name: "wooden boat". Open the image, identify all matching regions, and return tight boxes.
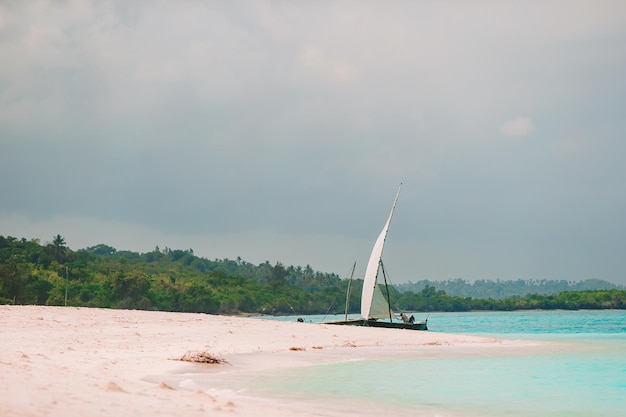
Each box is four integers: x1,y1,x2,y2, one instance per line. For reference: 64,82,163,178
327,184,428,331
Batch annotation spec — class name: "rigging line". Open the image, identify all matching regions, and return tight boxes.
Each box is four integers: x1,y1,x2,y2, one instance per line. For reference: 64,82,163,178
381,261,402,317
323,261,357,322
322,293,339,322
381,260,404,316
344,261,357,321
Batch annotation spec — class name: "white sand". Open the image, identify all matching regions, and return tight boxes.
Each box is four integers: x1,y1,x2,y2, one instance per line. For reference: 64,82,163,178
0,306,531,416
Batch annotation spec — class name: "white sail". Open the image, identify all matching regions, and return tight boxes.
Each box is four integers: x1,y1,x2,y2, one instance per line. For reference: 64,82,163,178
360,184,402,320
369,284,393,319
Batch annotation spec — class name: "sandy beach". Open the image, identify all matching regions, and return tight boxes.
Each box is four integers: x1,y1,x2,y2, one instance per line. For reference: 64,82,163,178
1,306,531,417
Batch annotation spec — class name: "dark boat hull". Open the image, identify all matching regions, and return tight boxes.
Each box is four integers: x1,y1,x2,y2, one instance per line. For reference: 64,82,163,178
326,318,428,331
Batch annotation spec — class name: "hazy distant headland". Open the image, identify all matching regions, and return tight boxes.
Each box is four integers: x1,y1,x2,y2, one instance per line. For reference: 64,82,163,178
396,278,624,299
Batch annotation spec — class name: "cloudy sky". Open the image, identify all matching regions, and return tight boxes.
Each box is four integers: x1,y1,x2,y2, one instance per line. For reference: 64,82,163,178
2,1,626,285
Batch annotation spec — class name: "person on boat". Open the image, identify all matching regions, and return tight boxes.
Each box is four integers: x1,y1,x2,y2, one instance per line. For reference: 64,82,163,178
400,312,410,323
409,314,415,324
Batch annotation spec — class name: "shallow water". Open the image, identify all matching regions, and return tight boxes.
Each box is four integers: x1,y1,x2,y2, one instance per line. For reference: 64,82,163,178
251,310,626,416
255,338,624,416
173,311,625,416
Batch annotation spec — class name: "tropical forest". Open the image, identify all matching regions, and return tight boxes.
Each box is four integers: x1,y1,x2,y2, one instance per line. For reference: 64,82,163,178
1,235,624,314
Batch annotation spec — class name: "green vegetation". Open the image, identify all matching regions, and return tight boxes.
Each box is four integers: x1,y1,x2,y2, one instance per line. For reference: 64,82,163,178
1,235,624,314
0,235,346,314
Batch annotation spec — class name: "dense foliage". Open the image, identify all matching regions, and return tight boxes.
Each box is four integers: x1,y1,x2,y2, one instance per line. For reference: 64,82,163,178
0,235,347,314
1,235,625,314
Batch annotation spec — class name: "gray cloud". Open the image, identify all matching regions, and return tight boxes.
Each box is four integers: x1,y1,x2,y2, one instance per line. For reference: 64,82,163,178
2,1,626,284
499,117,535,137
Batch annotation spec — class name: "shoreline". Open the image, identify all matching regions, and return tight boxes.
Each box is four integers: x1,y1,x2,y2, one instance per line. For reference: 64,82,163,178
1,305,538,417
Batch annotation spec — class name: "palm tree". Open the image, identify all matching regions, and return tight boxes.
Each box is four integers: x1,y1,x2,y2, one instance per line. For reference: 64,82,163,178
52,234,66,263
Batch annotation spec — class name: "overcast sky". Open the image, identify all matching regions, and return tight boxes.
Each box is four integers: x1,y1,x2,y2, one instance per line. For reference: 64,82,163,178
2,1,626,285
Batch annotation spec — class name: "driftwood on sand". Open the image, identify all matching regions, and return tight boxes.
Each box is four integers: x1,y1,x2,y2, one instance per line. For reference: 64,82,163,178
178,350,231,365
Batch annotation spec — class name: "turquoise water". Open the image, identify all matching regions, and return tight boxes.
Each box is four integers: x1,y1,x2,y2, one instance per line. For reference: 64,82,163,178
252,310,625,416
263,310,625,336
423,310,626,336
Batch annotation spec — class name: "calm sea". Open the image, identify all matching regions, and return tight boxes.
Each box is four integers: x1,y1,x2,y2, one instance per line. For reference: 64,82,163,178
172,311,626,417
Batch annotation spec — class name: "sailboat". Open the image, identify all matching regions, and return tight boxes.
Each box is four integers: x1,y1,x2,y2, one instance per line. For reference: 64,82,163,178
328,184,428,330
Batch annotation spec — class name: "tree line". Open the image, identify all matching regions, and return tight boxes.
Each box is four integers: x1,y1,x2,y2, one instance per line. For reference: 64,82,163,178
1,235,624,314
